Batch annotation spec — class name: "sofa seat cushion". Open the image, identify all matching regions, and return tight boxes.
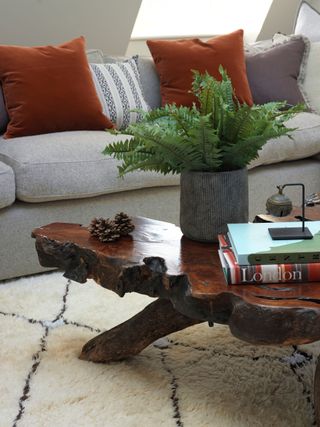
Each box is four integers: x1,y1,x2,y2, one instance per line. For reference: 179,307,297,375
248,112,320,169
0,131,179,203
0,161,15,209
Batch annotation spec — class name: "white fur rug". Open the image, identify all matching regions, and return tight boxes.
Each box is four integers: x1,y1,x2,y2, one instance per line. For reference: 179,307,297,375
0,272,319,427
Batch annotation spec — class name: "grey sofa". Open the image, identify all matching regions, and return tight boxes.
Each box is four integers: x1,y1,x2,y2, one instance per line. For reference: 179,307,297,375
1,52,320,281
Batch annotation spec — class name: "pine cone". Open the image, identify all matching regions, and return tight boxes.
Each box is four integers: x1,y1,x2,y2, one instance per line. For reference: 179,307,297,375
114,212,135,236
88,217,104,237
89,217,120,242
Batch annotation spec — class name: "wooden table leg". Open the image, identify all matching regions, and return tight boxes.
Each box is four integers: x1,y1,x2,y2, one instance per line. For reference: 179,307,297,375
79,298,203,363
315,356,320,425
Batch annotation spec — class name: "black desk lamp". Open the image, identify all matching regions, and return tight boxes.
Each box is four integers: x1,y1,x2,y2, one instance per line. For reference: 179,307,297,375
266,183,313,240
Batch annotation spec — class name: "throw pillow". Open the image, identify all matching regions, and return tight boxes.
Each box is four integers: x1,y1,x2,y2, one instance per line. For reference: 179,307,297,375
244,38,273,55
294,1,320,42
301,40,320,113
103,55,161,110
147,30,253,107
245,37,309,106
272,32,320,113
0,36,113,139
90,57,151,130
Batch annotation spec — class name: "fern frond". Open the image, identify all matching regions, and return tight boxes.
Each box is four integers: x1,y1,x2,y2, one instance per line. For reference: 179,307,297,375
103,138,140,158
187,115,222,170
103,66,304,176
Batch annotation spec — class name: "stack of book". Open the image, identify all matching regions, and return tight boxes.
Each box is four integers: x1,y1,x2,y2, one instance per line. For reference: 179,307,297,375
218,221,320,285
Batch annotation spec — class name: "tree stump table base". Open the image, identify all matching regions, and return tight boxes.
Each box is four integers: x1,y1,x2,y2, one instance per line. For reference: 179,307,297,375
80,299,202,363
32,217,320,424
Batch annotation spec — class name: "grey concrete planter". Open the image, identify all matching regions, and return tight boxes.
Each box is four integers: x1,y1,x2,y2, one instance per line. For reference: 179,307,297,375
180,169,248,242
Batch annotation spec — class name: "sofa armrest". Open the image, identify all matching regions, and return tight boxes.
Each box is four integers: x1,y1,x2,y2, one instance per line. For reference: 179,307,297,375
0,161,15,209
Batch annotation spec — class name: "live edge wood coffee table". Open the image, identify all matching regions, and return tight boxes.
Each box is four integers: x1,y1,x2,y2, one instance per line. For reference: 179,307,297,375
32,217,320,422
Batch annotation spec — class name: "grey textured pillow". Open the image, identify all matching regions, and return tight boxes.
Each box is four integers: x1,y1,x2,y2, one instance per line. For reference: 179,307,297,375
246,37,308,106
136,56,161,110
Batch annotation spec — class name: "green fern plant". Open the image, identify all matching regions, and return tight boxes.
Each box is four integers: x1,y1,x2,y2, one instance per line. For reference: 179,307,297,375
103,66,304,175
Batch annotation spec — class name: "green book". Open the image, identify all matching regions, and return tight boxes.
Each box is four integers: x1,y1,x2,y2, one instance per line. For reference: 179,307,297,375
227,222,320,265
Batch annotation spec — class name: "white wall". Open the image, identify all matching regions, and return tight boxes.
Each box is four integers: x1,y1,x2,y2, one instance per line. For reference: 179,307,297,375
257,0,320,40
0,0,142,55
257,0,301,40
2,0,318,56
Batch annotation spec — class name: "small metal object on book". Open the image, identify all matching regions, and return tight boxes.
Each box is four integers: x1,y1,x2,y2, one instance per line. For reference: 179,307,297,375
267,183,313,240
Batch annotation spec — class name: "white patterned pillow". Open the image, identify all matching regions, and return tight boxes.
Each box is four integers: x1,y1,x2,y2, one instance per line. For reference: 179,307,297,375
90,56,150,130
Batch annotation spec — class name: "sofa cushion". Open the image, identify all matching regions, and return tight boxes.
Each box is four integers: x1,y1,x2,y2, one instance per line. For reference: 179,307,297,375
244,38,273,54
0,131,179,203
294,1,320,42
248,112,320,169
0,161,15,209
136,56,161,110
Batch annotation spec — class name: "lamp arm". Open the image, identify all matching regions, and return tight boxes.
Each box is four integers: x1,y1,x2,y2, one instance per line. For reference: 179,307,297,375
281,183,305,231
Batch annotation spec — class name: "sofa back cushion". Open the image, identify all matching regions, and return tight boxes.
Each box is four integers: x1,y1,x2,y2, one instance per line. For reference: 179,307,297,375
147,30,253,107
136,56,161,110
0,161,15,209
294,1,320,42
0,37,113,138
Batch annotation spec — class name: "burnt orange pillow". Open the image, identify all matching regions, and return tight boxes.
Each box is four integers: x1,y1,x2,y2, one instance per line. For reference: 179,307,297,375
147,30,253,107
0,36,113,138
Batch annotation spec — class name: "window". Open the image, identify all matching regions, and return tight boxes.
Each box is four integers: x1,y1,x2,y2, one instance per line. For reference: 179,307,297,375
131,0,273,42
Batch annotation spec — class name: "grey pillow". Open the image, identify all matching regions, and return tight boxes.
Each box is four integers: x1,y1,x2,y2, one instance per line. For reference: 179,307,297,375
246,38,308,106
136,56,161,110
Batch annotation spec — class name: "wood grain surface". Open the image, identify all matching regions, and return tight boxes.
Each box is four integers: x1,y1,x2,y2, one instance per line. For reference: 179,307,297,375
32,217,320,347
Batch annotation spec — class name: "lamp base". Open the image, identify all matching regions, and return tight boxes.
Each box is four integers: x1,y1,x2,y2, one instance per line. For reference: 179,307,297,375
268,227,313,240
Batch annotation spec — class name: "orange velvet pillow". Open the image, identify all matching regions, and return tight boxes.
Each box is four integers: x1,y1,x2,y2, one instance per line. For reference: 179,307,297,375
147,30,253,107
0,36,113,138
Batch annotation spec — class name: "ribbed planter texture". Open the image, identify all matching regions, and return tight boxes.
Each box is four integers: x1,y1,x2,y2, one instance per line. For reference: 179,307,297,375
180,169,248,242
